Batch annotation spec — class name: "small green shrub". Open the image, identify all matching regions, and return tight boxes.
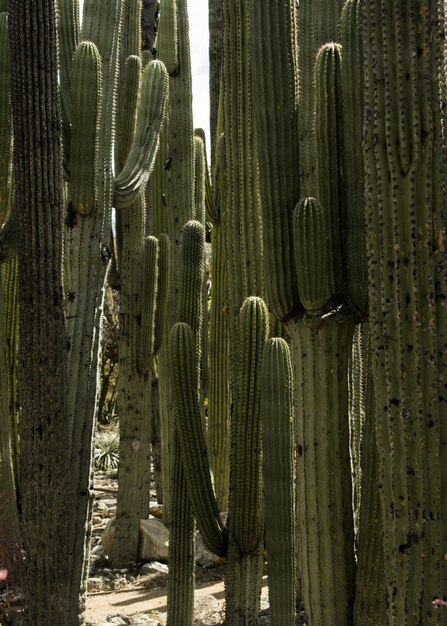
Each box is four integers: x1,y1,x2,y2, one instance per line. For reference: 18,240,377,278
93,431,119,471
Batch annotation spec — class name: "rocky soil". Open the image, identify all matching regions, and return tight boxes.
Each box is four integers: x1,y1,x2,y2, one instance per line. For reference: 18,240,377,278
87,469,234,626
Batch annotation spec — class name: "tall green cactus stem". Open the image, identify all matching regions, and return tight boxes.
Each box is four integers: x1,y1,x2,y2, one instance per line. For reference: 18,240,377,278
353,353,387,626
340,0,367,315
297,0,343,198
0,12,20,513
193,132,206,225
260,338,296,626
8,0,70,622
166,440,194,626
315,43,347,302
293,198,329,315
208,0,223,166
193,130,210,397
155,0,194,521
167,220,205,625
57,0,79,173
206,131,230,511
226,296,269,625
0,12,11,223
222,0,264,329
137,235,158,376
288,313,355,626
63,0,126,615
208,223,230,511
348,324,368,543
153,233,170,355
113,193,152,566
250,0,300,323
0,271,21,585
148,110,169,236
170,322,227,556
70,42,102,216
113,61,168,566
363,1,447,621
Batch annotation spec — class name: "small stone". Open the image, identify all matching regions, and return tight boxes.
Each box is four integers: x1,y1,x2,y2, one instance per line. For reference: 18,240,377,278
139,561,168,576
87,577,103,592
193,595,222,625
91,544,103,555
92,515,103,525
130,618,161,626
95,501,108,511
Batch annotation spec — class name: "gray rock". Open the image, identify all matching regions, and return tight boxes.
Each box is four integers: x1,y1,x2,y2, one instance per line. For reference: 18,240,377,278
193,595,223,625
101,518,169,562
130,616,162,626
139,561,169,576
87,577,103,592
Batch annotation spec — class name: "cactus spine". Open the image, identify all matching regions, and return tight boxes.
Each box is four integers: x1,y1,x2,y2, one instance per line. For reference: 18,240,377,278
363,1,447,621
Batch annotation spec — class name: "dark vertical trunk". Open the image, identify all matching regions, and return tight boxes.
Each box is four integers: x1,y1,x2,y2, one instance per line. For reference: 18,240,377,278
8,2,70,624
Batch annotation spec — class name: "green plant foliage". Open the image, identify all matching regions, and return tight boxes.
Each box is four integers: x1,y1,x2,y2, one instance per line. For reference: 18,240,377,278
93,431,120,472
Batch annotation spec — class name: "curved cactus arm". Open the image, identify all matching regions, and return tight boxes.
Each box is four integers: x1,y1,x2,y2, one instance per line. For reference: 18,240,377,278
250,0,300,322
261,337,296,626
170,322,228,557
293,197,329,315
137,235,158,376
70,41,102,216
114,60,169,208
315,42,347,302
116,54,141,176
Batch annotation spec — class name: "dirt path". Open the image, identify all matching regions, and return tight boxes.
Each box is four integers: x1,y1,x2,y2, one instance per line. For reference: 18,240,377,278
86,576,269,625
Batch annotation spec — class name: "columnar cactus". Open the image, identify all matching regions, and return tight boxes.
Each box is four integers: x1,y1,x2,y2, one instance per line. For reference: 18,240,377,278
222,0,264,330
249,2,359,622
156,0,195,521
167,220,205,625
260,337,296,626
8,1,70,623
363,1,447,622
290,197,356,625
207,133,230,511
225,296,269,625
113,58,169,567
297,0,344,198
